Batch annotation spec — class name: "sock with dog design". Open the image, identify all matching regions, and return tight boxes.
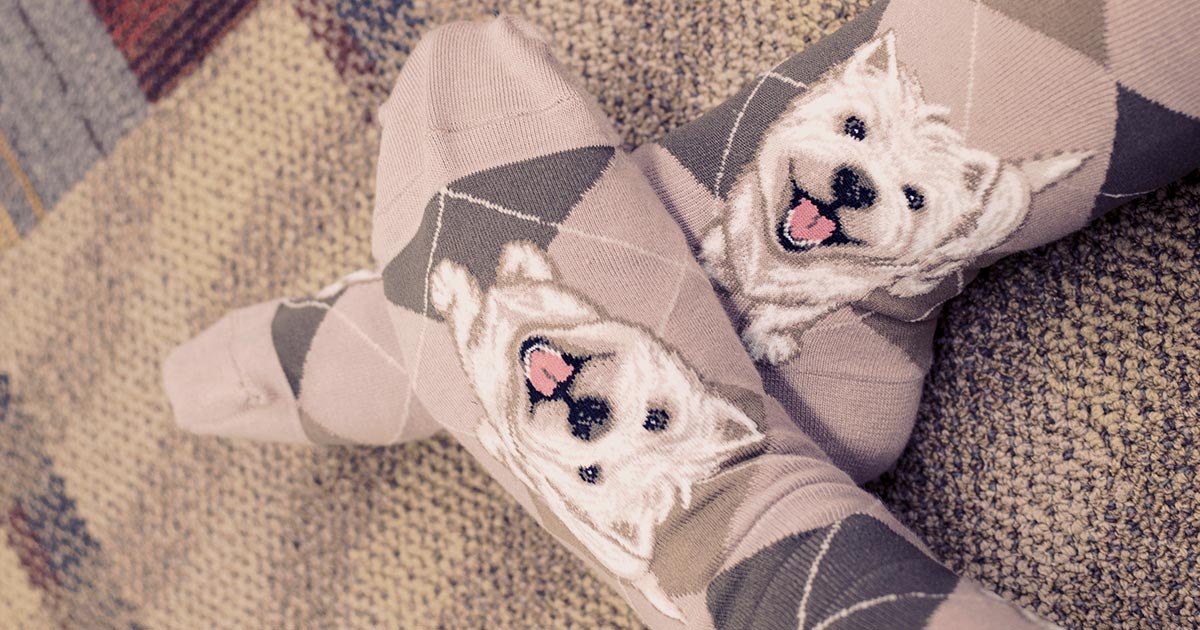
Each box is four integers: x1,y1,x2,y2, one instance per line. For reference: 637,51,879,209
167,1,1200,485
167,15,1068,629
162,268,440,445
634,0,1200,481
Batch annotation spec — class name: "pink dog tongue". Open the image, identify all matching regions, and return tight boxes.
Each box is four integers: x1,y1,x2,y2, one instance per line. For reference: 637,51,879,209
788,198,836,243
526,348,574,397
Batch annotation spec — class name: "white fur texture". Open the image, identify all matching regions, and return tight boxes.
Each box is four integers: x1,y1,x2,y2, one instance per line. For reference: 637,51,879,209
702,31,1089,364
430,242,764,620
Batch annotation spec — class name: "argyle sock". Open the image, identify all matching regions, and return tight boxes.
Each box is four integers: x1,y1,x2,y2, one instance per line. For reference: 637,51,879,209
166,1,1200,484
632,0,1200,481
162,269,439,445
172,15,1068,628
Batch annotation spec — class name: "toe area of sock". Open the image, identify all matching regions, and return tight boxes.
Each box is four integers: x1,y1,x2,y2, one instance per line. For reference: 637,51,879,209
162,301,307,444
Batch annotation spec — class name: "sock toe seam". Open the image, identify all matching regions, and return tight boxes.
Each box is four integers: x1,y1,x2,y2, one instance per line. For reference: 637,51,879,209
426,94,584,135
374,94,597,220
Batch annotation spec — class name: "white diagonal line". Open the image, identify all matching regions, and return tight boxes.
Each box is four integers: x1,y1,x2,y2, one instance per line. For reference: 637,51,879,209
420,192,449,316
399,191,447,425
962,0,982,135
444,187,702,278
279,296,405,373
655,265,689,336
796,520,842,630
713,74,769,197
710,70,806,197
903,305,942,325
811,592,948,630
312,268,382,300
442,188,555,226
763,72,806,89
1100,188,1158,199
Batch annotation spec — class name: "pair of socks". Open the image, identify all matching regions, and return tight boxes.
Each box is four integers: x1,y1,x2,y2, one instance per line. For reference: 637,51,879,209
169,0,1200,484
164,3,1199,628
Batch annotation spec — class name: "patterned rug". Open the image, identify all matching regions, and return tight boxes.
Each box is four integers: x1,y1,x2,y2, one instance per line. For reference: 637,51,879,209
0,0,1195,628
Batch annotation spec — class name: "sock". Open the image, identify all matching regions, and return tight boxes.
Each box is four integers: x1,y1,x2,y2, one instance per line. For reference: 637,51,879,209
171,15,1066,628
162,269,439,445
633,0,1200,481
165,1,1200,484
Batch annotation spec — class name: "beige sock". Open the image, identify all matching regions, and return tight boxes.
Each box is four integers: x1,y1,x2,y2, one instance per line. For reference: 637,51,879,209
167,0,1200,486
167,15,1064,629
163,270,439,445
634,0,1200,482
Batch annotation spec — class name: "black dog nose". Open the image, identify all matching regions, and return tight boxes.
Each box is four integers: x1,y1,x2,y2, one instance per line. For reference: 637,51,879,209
568,396,610,441
832,166,877,209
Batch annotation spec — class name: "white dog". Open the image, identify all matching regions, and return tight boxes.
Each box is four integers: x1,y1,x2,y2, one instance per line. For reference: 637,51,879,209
701,31,1090,364
430,242,764,619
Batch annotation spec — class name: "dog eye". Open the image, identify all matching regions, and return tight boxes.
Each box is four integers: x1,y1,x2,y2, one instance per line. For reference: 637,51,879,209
643,409,670,432
903,186,925,211
578,464,601,484
843,116,867,141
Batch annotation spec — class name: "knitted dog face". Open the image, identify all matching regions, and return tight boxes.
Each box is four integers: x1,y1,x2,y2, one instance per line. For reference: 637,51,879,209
430,242,763,616
702,31,1087,363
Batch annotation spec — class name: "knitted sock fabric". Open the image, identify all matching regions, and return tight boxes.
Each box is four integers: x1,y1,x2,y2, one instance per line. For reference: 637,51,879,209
170,15,1059,629
165,0,1200,484
633,0,1200,482
163,269,439,445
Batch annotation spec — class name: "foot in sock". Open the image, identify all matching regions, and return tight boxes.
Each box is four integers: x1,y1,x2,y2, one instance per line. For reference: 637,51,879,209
165,0,1200,483
162,269,438,445
635,0,1200,481
168,14,1071,629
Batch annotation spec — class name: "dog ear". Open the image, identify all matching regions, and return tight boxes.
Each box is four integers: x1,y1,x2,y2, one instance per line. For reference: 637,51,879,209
607,519,656,561
890,151,1030,298
429,259,482,350
430,259,474,316
845,30,900,83
961,152,1001,198
497,241,556,283
706,396,765,453
947,151,1090,258
888,273,948,298
1018,151,1091,193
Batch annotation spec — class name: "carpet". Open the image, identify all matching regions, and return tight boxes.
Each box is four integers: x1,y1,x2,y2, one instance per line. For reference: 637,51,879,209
0,0,1195,628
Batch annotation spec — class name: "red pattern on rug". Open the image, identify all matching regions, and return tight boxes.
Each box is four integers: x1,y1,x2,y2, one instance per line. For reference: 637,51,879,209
89,0,261,101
